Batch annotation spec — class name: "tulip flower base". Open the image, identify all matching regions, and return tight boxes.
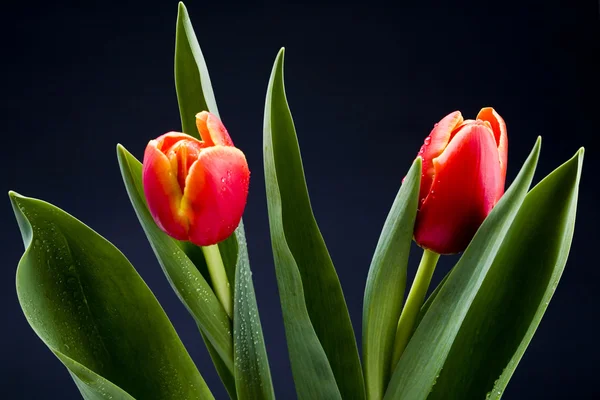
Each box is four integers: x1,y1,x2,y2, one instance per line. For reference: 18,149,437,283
10,3,584,400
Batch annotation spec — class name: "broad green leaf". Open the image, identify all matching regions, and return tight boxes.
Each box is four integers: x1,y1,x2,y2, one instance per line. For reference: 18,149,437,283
175,4,274,397
264,48,364,400
10,192,213,400
175,1,219,137
384,137,542,399
362,158,421,400
117,146,234,372
427,148,584,399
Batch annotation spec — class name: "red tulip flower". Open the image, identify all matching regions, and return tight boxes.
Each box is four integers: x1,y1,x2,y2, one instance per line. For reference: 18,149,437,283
142,111,250,246
413,108,508,254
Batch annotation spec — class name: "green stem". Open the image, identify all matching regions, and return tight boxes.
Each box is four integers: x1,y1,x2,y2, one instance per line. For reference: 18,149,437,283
390,248,440,370
202,244,232,319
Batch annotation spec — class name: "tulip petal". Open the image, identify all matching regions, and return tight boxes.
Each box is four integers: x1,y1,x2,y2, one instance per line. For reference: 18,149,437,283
154,131,203,152
142,141,189,240
477,107,508,187
182,146,249,246
196,111,234,147
414,122,502,254
418,111,464,204
166,139,205,191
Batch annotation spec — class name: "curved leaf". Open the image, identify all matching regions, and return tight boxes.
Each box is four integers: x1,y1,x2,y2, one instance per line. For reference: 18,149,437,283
264,48,364,399
201,329,238,399
233,222,276,400
117,146,234,372
414,269,451,329
362,158,421,399
384,137,541,399
175,1,219,137
174,4,274,397
10,192,213,400
428,148,584,399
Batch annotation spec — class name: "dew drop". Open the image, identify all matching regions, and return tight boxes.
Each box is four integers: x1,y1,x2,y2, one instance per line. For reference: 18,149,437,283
424,136,431,145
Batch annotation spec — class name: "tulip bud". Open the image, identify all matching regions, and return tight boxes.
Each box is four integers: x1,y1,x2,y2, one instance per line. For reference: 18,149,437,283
413,108,508,254
142,111,250,246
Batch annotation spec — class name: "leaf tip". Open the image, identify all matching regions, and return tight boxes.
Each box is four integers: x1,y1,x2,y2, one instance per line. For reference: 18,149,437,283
116,143,134,164
116,143,126,163
574,146,585,172
8,191,34,248
8,191,30,210
275,47,285,68
8,190,21,201
414,156,423,169
529,136,542,165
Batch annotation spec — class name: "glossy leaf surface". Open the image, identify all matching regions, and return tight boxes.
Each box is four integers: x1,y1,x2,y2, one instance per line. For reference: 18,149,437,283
175,3,274,397
428,148,584,399
11,192,213,400
175,2,219,137
117,146,234,372
384,138,542,399
362,158,421,399
264,48,364,399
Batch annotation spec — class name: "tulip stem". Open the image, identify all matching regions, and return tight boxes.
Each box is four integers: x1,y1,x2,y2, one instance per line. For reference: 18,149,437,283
202,244,233,319
390,248,440,371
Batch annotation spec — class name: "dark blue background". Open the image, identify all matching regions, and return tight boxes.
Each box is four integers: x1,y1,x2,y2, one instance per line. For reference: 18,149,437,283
1,0,598,398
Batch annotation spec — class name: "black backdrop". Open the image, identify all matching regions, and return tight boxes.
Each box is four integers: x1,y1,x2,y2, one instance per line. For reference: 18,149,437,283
1,0,598,398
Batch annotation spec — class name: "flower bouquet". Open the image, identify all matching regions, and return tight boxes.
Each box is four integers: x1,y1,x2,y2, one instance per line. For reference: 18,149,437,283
9,3,584,399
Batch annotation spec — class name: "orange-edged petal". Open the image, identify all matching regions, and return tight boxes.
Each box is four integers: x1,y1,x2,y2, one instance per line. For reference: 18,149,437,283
414,121,501,254
181,146,249,246
477,107,508,189
142,140,189,240
153,131,203,153
195,111,234,147
417,111,464,205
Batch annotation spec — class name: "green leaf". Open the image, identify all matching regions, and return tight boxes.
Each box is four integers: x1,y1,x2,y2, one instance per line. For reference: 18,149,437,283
362,158,421,399
175,1,219,137
201,329,238,399
232,221,276,400
427,148,584,399
117,145,234,372
118,136,273,400
384,137,542,400
10,192,213,400
414,269,451,330
175,4,274,397
264,48,364,400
